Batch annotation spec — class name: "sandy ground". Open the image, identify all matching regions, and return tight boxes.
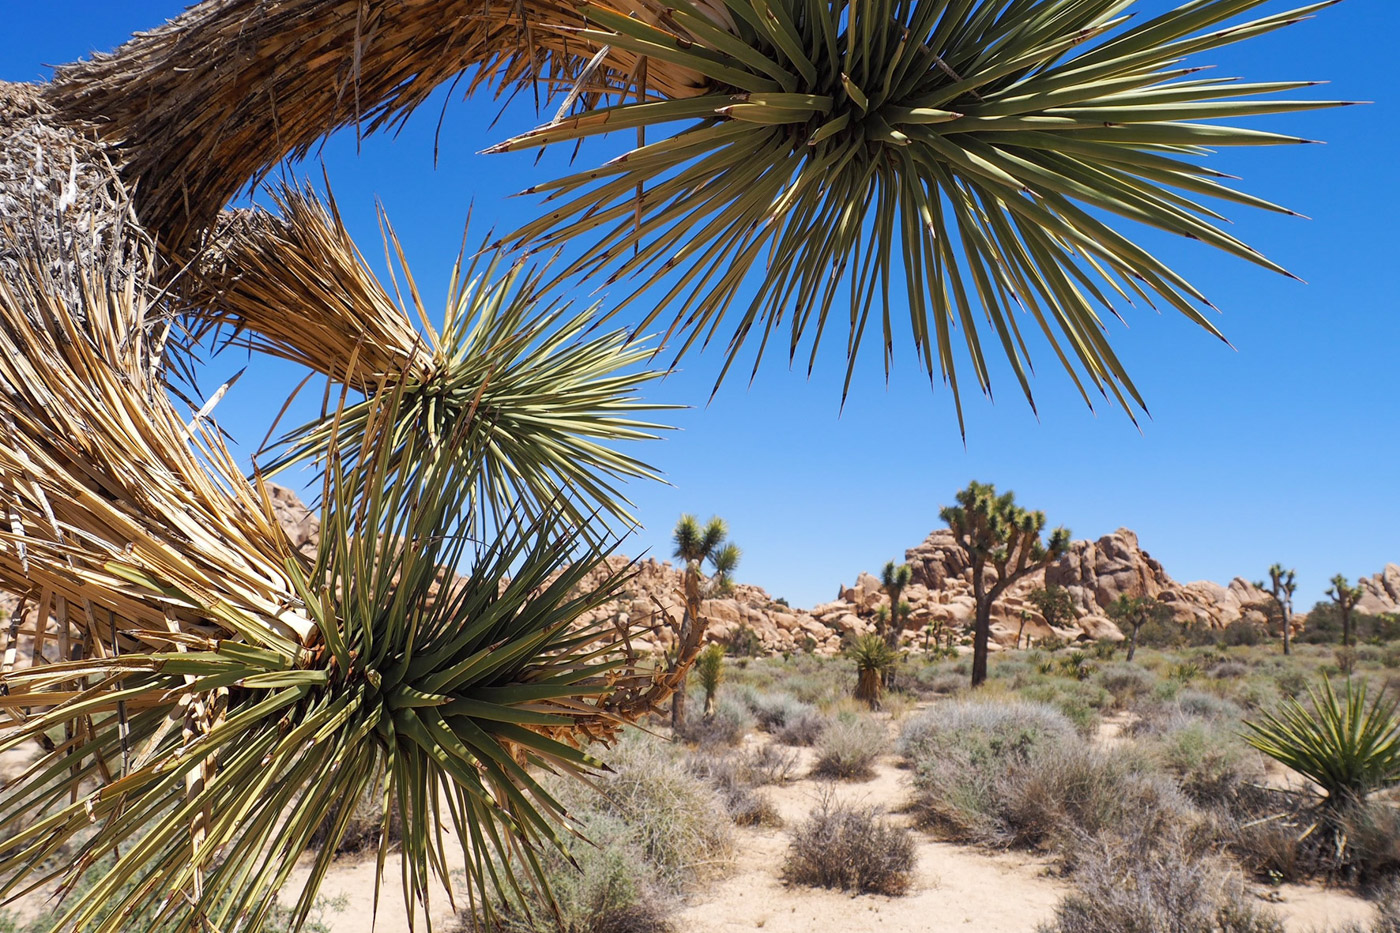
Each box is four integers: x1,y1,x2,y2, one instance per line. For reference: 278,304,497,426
300,711,1379,933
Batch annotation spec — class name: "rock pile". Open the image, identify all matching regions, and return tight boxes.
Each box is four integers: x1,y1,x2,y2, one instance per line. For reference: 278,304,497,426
0,485,1392,662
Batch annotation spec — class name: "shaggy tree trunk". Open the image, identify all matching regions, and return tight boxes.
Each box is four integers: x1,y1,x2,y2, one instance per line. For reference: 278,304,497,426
855,667,882,711
1282,607,1293,656
971,603,993,688
1126,624,1141,662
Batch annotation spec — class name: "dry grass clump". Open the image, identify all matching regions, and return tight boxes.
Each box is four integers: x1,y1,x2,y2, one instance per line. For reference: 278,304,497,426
675,695,755,748
811,714,887,781
898,699,1076,770
902,699,1198,852
1144,715,1266,809
781,795,916,896
1037,831,1284,933
474,732,729,933
776,708,826,746
742,689,819,734
1097,663,1157,708
685,744,797,828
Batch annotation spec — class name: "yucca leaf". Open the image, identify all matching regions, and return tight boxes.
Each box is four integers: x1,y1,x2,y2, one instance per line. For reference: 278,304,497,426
493,0,1348,422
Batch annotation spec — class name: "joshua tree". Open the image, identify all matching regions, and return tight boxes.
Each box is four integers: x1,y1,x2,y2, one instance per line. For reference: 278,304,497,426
0,0,1350,925
941,482,1071,688
696,643,726,719
1258,564,1299,656
1028,585,1078,637
671,514,740,731
881,561,914,646
1107,595,1174,662
873,604,891,638
1327,574,1365,648
851,633,898,711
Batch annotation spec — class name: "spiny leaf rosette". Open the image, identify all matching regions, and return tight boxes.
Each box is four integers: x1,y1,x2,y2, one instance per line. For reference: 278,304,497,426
492,0,1350,422
193,186,675,539
0,387,643,932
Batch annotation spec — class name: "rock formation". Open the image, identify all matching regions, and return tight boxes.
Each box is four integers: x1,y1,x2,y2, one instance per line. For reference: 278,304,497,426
1356,564,1400,616
1,484,1391,664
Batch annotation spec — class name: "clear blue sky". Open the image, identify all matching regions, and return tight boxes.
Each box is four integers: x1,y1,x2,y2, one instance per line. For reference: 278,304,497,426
3,1,1394,612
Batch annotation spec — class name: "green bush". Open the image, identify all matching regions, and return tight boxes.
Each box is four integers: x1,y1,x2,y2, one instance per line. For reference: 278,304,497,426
781,795,916,896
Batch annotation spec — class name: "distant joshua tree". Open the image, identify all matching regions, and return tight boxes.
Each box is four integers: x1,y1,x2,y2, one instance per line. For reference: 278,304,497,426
1327,574,1364,648
850,634,898,711
671,515,741,731
1107,595,1174,662
941,482,1070,688
880,561,914,648
696,643,726,719
1257,564,1298,656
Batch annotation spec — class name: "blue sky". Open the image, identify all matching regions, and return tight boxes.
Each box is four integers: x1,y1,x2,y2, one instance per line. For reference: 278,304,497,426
3,1,1395,612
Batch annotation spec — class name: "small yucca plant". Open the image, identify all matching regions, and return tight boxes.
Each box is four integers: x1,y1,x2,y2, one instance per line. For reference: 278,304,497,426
1242,679,1400,809
850,633,898,710
697,642,726,718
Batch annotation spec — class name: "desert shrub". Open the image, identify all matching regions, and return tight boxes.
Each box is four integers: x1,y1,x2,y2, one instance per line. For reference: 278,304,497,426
902,700,1165,847
584,733,734,894
1136,616,1187,649
1038,833,1283,933
1336,646,1360,676
1219,620,1265,648
1018,679,1113,734
1149,718,1264,808
781,795,916,896
1274,667,1310,699
1229,809,1308,884
918,670,967,696
1002,745,1196,854
898,699,1075,765
476,733,733,932
811,714,886,780
1212,660,1250,680
1383,646,1400,670
675,694,754,747
744,743,801,785
1337,800,1400,889
1098,663,1156,707
1176,690,1244,724
743,690,816,733
727,625,763,658
775,708,826,746
783,669,848,707
685,745,793,828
